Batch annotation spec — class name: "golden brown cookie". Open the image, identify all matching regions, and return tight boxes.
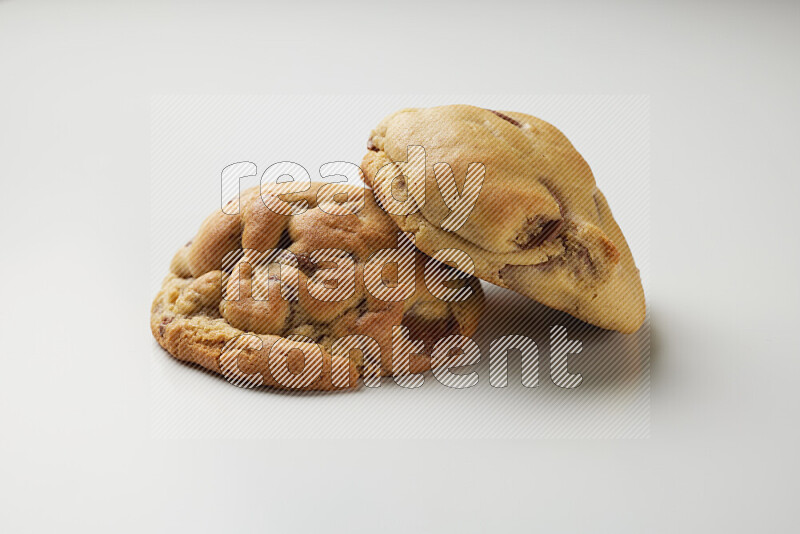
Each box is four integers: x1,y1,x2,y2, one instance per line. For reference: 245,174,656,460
362,105,645,333
151,182,485,390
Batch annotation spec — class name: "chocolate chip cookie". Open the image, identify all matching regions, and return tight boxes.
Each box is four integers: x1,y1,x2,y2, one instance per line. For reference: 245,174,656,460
151,182,485,390
362,105,645,333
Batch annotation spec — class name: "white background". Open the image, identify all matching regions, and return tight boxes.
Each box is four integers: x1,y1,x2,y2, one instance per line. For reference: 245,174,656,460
2,0,799,532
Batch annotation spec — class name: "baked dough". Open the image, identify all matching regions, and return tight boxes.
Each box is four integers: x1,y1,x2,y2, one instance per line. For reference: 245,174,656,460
151,182,485,390
362,105,645,333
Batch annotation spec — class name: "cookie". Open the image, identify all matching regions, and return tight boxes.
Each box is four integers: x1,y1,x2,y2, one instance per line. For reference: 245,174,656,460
362,105,645,333
151,182,485,390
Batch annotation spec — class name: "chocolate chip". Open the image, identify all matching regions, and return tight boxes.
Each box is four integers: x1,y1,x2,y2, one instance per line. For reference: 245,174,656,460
401,314,459,353
158,316,173,337
571,246,595,276
522,219,564,249
295,253,318,277
185,239,193,247
488,110,522,128
367,138,379,152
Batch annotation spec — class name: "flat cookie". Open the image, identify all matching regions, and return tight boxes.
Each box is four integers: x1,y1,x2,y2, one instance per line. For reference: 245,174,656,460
151,182,485,390
362,105,645,333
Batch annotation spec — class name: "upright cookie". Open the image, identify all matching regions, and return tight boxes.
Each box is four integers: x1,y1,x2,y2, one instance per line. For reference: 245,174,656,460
151,182,485,390
362,105,645,333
